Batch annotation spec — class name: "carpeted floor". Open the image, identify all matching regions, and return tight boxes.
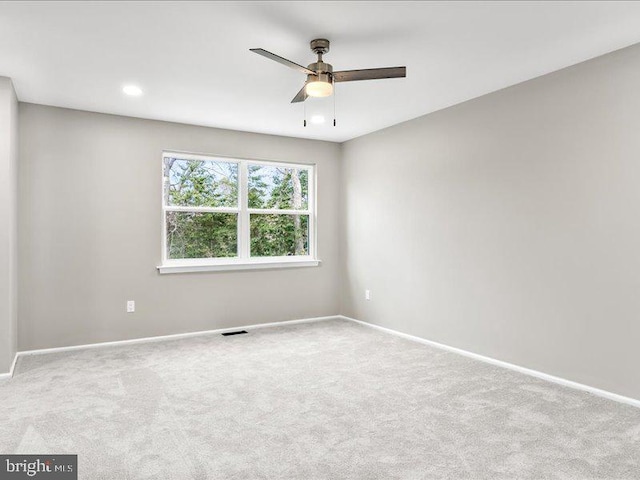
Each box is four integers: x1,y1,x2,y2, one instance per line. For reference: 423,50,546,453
0,318,639,479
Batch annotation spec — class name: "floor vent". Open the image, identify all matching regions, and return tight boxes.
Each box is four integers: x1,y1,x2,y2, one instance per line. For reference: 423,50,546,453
221,330,248,336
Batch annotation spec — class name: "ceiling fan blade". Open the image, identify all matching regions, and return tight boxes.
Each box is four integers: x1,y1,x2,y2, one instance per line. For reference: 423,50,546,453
291,85,308,103
250,48,315,75
333,66,406,83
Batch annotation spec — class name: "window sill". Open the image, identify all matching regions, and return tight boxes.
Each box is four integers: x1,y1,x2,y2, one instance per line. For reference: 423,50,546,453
157,258,321,274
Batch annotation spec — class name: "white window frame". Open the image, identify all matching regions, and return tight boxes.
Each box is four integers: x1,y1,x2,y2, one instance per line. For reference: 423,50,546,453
158,151,319,274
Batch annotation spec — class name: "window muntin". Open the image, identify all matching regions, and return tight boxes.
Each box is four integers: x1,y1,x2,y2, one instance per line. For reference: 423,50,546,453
162,152,315,266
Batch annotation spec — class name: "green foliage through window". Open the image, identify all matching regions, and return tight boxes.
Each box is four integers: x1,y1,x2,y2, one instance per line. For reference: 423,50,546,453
251,214,309,257
165,158,238,208
248,165,308,210
167,212,237,259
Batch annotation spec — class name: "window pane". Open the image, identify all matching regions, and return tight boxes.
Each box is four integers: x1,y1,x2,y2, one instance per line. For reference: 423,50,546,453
248,165,309,210
166,212,237,259
164,157,238,207
250,214,309,257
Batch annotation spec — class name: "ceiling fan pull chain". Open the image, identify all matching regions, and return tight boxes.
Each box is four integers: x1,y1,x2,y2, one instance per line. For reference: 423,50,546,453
303,101,307,127
333,79,337,127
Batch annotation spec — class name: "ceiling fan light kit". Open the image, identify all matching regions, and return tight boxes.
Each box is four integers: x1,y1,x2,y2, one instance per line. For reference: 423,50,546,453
250,38,406,125
305,76,333,97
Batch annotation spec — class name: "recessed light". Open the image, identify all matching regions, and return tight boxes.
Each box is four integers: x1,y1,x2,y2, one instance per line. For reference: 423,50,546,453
122,85,143,96
310,114,325,124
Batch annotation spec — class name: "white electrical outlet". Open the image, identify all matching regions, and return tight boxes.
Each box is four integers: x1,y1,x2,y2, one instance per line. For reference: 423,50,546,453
365,289,371,301
127,300,135,313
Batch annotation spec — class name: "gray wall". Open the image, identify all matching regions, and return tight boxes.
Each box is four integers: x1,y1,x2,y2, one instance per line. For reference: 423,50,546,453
340,43,640,400
19,104,341,350
0,77,18,373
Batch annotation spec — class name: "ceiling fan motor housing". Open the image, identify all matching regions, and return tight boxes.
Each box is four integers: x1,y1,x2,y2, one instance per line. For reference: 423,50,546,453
309,39,333,82
307,72,332,86
307,61,333,84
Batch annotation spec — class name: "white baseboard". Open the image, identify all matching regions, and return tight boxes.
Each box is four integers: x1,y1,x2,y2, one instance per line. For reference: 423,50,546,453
339,315,640,409
7,313,639,410
14,315,340,359
0,351,19,381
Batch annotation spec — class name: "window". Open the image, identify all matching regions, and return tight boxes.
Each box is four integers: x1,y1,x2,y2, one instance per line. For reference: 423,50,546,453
159,152,318,273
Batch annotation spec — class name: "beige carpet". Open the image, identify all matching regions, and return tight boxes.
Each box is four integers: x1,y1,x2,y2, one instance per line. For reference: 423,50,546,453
1,318,639,479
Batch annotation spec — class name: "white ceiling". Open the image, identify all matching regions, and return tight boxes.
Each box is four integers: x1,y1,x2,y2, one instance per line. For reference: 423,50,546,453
2,1,640,143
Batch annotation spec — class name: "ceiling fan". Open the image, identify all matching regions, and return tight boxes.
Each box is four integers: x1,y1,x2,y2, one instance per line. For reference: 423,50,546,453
250,38,406,103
